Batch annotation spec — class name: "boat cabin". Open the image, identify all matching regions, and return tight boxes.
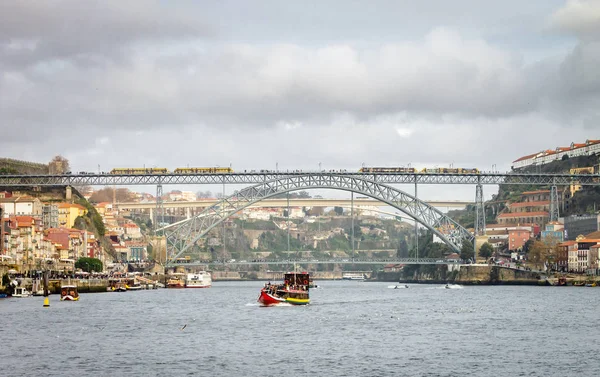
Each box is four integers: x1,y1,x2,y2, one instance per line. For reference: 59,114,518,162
60,285,79,301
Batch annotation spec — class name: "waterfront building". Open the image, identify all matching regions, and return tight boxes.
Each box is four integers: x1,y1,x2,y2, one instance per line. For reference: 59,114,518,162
125,242,147,261
575,238,600,273
557,241,577,272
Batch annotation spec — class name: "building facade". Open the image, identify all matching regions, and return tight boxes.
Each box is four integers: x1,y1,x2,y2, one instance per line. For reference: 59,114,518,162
564,214,600,241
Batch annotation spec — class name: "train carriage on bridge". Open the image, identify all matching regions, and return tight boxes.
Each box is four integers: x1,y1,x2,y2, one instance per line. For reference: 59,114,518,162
174,167,233,174
110,168,169,175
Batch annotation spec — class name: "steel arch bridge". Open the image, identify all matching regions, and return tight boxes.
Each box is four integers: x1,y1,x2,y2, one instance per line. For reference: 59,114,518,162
164,174,474,266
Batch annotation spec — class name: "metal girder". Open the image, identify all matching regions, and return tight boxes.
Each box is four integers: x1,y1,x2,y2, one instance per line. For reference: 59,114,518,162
475,183,486,236
0,171,599,186
178,258,459,266
550,185,560,222
155,184,164,233
164,175,475,265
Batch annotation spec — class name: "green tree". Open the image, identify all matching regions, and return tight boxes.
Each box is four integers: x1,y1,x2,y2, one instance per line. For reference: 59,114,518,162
479,242,494,259
75,257,103,272
460,238,474,261
334,206,344,215
397,238,409,258
522,239,534,253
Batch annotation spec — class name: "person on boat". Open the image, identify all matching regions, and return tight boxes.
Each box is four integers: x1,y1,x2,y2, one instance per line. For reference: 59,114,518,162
405,285,408,288
445,284,449,289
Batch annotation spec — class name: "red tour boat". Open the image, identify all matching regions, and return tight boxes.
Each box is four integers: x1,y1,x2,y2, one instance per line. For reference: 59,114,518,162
258,272,310,306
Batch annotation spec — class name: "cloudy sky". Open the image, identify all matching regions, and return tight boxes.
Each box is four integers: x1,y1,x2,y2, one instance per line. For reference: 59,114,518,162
1,0,599,200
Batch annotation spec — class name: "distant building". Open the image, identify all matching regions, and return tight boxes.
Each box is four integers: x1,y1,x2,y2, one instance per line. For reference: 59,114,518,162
508,229,532,251
563,214,600,241
42,204,59,229
512,139,600,170
57,203,88,228
0,195,43,217
541,222,564,243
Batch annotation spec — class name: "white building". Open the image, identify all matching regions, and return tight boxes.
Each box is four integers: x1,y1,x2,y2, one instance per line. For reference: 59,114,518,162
512,139,600,170
0,195,43,217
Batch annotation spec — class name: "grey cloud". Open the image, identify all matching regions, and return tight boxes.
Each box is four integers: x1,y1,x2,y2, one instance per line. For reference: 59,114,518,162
0,28,544,144
0,1,212,68
550,0,600,41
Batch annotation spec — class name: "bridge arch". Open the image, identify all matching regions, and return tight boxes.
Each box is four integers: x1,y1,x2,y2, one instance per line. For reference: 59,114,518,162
165,174,473,264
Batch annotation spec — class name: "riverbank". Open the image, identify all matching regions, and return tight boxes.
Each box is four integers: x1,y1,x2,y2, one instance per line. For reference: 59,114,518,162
376,265,600,286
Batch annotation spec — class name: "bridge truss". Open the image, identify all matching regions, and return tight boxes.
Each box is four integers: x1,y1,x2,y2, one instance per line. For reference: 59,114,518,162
0,171,598,186
164,174,475,266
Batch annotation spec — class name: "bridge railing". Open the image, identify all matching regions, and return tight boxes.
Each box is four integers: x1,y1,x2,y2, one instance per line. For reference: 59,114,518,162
165,257,464,267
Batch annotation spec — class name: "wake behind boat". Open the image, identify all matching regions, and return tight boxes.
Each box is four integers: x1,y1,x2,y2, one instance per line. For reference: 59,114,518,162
258,272,310,306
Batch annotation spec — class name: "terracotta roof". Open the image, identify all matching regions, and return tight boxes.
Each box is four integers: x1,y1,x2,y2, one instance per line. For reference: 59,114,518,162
513,152,539,163
572,143,586,148
559,241,577,246
13,216,35,223
486,230,509,235
522,190,550,195
578,239,600,243
584,231,600,239
498,212,549,218
591,245,600,249
509,201,550,208
487,223,537,228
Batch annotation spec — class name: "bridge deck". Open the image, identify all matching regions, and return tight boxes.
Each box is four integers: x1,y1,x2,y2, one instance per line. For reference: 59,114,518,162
0,171,598,186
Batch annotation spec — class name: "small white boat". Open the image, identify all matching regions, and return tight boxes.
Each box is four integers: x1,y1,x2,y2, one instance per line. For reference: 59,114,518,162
342,273,365,281
13,287,31,298
185,272,212,288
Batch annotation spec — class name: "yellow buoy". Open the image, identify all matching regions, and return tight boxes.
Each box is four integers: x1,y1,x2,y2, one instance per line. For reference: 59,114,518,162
43,297,50,307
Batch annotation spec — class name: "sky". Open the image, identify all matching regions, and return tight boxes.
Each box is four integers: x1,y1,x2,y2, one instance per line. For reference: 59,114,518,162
1,0,599,201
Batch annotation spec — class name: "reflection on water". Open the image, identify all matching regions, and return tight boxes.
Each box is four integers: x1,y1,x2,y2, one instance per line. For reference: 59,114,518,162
2,281,599,376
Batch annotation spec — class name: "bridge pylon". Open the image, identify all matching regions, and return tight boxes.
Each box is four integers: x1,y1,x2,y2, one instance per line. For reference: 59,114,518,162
475,181,485,237
550,182,559,222
155,183,164,233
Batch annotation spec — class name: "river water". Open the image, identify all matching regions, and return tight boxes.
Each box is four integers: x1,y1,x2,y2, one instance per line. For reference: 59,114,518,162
1,281,599,377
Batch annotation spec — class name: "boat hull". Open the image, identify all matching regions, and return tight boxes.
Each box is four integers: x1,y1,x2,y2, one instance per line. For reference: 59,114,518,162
257,289,309,306
61,295,79,301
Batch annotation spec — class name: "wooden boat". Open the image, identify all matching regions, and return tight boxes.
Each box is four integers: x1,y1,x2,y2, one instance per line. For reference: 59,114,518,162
258,272,310,306
60,284,79,301
167,273,186,288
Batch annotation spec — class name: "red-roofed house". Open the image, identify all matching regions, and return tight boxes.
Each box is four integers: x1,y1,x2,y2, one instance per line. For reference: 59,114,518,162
123,223,142,239
511,139,600,170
